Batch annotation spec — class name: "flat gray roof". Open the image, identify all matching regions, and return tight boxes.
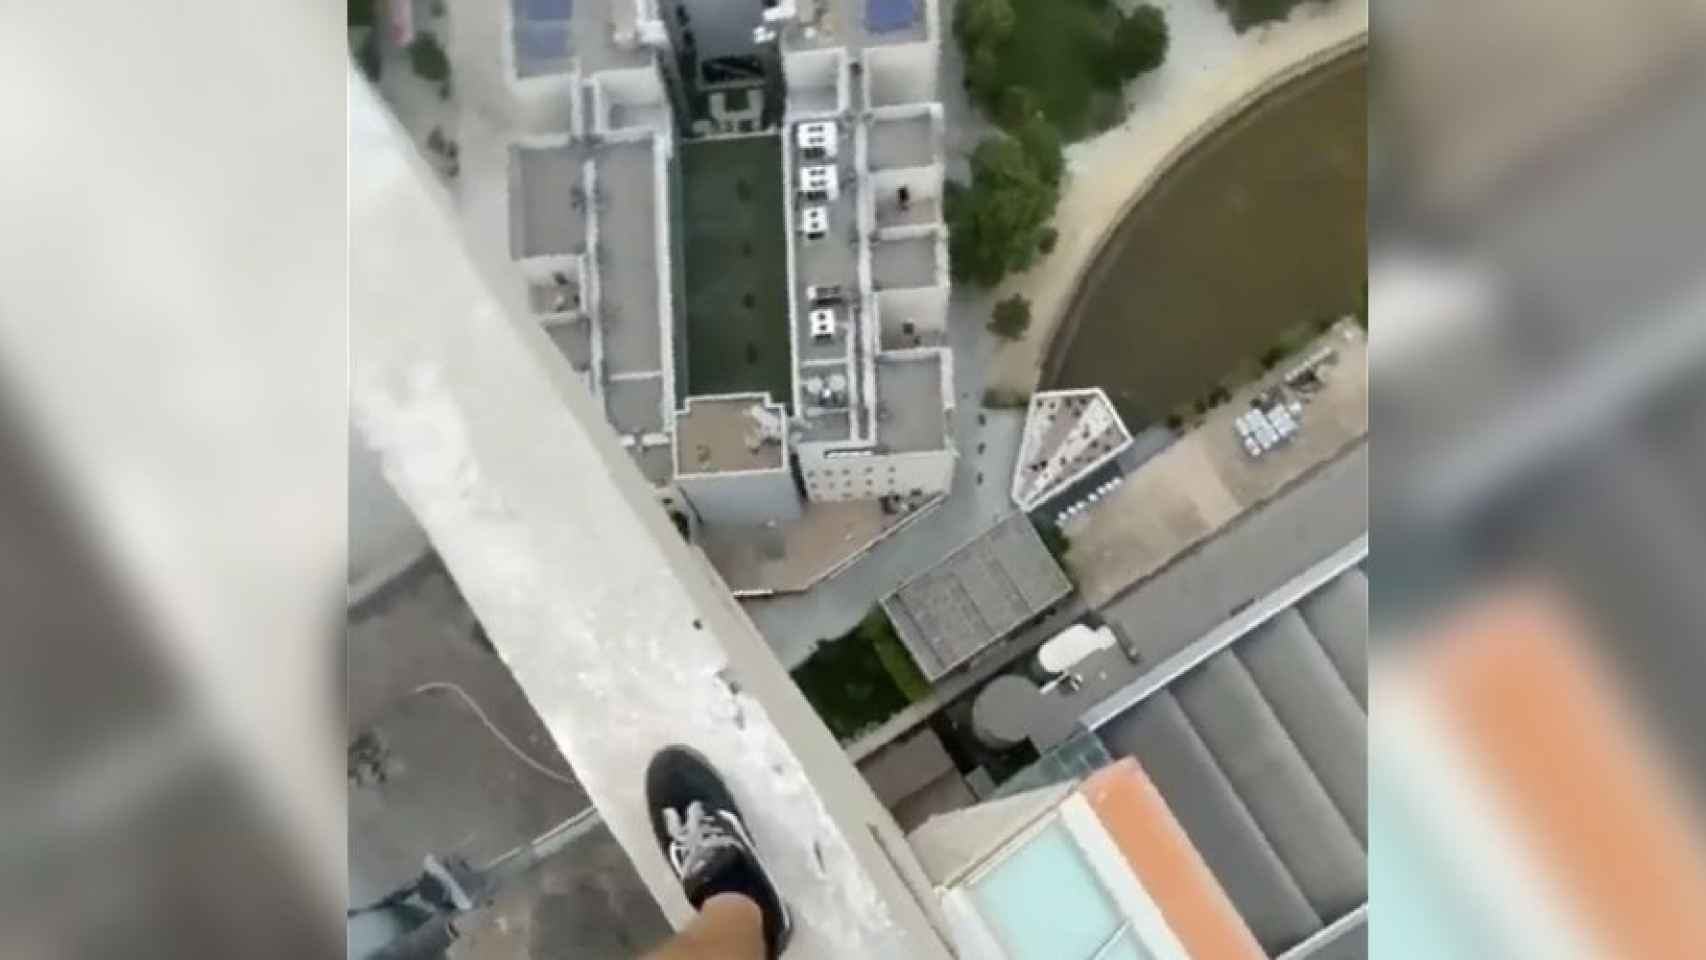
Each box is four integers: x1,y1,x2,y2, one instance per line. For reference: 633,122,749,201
876,355,945,452
629,444,674,487
798,407,853,443
605,376,664,434
868,115,935,169
546,321,592,372
881,513,1073,680
792,137,860,367
511,144,588,258
675,396,787,474
595,141,662,376
872,234,938,289
858,725,956,807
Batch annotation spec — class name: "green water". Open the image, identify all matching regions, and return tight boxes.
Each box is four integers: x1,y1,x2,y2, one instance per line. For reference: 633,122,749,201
1042,52,1367,427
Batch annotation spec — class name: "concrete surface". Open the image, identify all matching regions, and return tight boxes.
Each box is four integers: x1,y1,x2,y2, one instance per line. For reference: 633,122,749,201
1096,440,1366,666
1065,324,1367,608
604,374,665,435
352,94,959,951
697,498,911,593
594,142,663,377
869,114,936,169
348,559,670,959
876,355,948,452
872,234,939,289
512,144,588,258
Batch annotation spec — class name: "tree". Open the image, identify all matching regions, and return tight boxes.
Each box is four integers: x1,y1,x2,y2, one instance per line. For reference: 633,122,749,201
954,0,1016,51
409,30,451,83
955,0,1016,108
1038,226,1059,255
1216,0,1316,33
997,87,1042,129
989,294,1032,340
1109,5,1169,78
1012,113,1064,187
948,136,1060,286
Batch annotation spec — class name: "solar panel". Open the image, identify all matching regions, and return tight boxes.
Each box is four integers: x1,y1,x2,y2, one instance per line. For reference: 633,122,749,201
521,0,572,21
866,0,918,33
516,23,570,64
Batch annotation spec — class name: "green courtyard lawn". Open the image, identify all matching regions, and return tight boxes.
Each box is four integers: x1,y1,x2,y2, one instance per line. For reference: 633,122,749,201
679,136,793,406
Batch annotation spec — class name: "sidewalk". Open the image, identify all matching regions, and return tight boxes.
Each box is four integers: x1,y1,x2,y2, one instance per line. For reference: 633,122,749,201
987,0,1369,393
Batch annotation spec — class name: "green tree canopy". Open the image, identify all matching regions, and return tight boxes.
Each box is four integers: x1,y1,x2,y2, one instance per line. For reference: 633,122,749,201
954,0,1016,50
1012,112,1064,187
989,294,1033,340
948,136,1061,287
1108,6,1170,80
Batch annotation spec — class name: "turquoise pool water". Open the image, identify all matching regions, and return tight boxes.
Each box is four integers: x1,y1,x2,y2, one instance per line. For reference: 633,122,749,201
970,821,1144,959
1370,761,1488,958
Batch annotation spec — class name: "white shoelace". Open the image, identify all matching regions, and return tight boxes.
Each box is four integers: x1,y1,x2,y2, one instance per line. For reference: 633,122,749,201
664,801,740,879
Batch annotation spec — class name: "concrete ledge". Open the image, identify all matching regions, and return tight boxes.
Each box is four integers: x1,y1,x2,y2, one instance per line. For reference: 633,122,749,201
351,77,954,958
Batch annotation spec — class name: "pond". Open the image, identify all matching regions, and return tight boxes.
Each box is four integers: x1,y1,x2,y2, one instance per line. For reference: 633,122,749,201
1042,52,1367,427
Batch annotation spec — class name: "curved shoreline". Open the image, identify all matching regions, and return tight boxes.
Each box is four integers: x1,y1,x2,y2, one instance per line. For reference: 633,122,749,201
987,6,1369,394
1039,43,1366,392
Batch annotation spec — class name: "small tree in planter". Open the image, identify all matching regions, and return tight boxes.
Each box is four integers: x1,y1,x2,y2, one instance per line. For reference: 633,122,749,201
989,294,1032,340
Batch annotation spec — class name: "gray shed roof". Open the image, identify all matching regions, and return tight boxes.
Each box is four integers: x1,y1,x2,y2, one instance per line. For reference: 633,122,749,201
881,514,1073,681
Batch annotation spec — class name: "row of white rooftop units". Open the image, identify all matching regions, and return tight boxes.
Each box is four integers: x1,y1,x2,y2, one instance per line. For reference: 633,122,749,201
1235,399,1303,459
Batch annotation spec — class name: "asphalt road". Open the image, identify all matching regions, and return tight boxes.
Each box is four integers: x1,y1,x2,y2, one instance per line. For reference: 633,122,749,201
1097,442,1368,666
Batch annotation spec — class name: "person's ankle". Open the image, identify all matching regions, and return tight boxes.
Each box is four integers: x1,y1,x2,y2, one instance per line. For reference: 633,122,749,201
700,891,762,919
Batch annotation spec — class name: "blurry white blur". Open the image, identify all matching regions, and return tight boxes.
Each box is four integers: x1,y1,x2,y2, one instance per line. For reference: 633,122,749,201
1373,0,1706,954
0,2,345,957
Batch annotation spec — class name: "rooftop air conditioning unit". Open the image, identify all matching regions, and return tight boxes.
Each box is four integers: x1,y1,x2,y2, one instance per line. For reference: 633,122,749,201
799,206,829,239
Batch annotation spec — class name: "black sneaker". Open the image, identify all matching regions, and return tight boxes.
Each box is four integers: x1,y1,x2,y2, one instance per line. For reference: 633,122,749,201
646,745,793,957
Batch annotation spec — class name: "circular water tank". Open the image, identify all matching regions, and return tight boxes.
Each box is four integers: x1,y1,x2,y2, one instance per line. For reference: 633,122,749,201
803,376,824,395
971,675,1045,750
827,373,848,392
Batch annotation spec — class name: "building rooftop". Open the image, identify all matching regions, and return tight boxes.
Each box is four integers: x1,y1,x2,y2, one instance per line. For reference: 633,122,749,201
512,0,575,78
675,395,788,475
510,143,589,258
875,353,947,452
881,513,1073,680
872,233,940,289
783,0,931,52
1086,548,1368,956
594,140,663,377
790,130,861,368
605,375,665,435
868,113,936,169
1011,389,1133,511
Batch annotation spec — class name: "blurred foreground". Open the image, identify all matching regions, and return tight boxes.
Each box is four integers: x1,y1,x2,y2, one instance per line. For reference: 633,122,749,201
1372,0,1706,954
1,0,1705,955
